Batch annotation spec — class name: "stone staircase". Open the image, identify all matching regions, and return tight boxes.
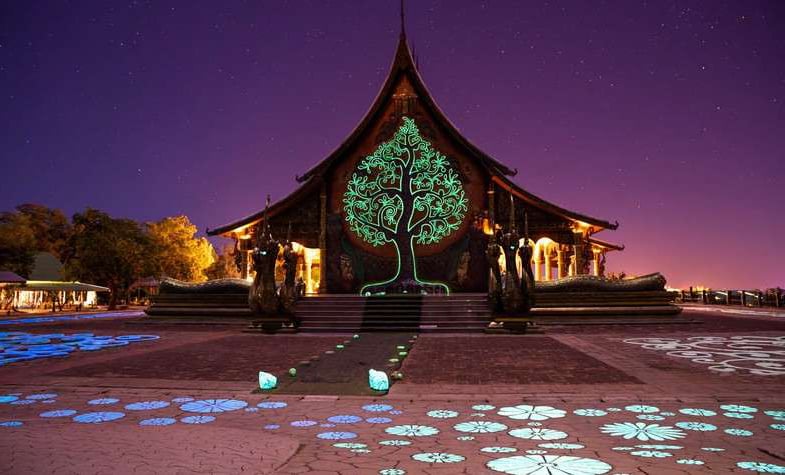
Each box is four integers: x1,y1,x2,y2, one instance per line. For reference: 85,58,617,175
295,293,490,333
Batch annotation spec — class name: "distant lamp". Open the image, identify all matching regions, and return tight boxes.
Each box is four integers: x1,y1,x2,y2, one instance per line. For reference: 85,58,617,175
258,371,277,390
368,369,389,392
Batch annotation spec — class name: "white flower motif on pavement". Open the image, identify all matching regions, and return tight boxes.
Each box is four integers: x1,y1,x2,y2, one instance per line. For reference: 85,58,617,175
600,422,685,441
625,405,659,413
411,452,465,463
385,425,439,437
498,405,566,421
426,409,458,419
509,428,568,440
573,409,607,417
453,421,507,433
487,454,612,475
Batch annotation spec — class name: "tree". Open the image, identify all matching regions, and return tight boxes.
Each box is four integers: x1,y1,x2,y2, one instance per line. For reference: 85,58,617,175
64,209,153,309
342,117,468,294
0,211,37,277
15,204,71,259
147,215,215,282
205,243,241,280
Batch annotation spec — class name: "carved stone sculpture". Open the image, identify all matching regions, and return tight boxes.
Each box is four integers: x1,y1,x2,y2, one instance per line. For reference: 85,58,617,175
517,238,535,312
500,230,525,313
249,221,280,315
486,234,503,313
278,241,298,314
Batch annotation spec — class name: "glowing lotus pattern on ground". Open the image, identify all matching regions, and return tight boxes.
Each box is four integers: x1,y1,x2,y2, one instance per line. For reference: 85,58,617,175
487,454,612,475
498,405,566,421
600,422,685,441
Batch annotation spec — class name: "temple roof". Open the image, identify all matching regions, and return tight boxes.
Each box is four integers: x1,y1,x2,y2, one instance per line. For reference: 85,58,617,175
208,32,618,236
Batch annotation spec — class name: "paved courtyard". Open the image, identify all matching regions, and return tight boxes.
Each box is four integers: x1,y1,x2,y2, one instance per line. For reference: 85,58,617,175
1,307,784,474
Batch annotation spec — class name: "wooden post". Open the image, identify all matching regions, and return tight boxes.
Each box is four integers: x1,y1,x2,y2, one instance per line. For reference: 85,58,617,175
487,184,495,229
318,180,328,294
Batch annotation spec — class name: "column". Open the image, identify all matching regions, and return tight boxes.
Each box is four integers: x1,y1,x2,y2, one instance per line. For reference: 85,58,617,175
544,253,552,281
572,232,585,275
556,249,566,279
533,259,541,281
318,181,327,294
568,254,576,277
592,252,600,276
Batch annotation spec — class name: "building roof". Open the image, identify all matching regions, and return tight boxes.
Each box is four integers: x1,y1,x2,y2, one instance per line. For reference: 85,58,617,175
29,252,64,281
21,281,110,292
0,271,26,284
209,31,618,236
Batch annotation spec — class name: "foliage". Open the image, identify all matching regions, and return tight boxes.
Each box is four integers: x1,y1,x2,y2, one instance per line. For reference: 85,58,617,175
0,211,37,277
205,243,240,280
64,208,154,309
146,216,215,282
15,203,72,258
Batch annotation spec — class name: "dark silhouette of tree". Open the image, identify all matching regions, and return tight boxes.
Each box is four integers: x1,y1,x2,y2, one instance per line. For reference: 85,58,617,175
0,212,36,277
343,117,468,294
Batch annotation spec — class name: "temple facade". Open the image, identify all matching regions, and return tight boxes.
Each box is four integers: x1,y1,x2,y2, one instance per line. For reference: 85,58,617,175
207,31,623,295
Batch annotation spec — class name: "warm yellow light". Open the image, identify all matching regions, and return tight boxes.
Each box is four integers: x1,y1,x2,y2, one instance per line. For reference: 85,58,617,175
482,218,493,236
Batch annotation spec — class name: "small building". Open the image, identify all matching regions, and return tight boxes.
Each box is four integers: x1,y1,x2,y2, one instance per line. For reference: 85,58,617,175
208,29,622,295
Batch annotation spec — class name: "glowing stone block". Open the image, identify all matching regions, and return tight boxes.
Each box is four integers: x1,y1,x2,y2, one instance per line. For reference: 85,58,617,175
368,369,389,392
258,371,277,390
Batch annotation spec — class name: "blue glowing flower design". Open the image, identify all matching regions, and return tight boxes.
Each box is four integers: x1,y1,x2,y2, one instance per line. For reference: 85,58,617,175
320,423,335,428
526,450,547,455
378,439,412,446
378,469,406,475
481,446,518,453
181,415,215,424
0,421,23,427
88,398,119,405
725,412,754,419
316,431,357,440
737,461,785,473
487,455,612,475
10,400,35,405
600,422,685,441
389,409,403,415
679,408,716,417
366,417,392,424
171,397,194,403
509,428,568,440
385,424,439,437
538,443,584,449
327,415,362,424
456,435,475,441
611,447,634,451
606,407,621,412
180,399,247,413
675,421,717,431
263,424,280,429
363,403,393,412
40,409,77,417
453,421,507,433
528,422,543,427
139,417,176,426
677,459,705,465
725,428,753,436
573,409,607,417
411,452,465,463
73,411,125,423
720,404,757,413
764,410,785,418
659,411,676,416
702,447,725,452
125,401,170,411
498,405,566,421
256,401,287,409
25,393,58,400
770,424,785,431
290,420,318,427
427,409,459,418
473,404,496,411
630,450,672,458
244,407,258,412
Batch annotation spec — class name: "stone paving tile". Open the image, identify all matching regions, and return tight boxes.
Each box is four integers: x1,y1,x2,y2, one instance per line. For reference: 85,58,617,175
1,309,785,474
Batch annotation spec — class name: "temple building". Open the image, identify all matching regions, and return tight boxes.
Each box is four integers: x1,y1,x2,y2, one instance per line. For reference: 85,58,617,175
207,29,623,295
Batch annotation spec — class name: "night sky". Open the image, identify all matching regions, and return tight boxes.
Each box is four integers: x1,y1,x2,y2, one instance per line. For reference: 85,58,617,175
1,1,783,289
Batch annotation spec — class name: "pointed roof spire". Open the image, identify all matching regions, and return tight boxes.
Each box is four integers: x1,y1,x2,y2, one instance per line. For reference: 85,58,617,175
400,0,406,38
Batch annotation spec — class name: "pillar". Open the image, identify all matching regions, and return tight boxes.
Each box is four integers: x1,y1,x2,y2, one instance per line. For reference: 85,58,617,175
568,254,576,277
487,184,495,230
544,253,552,281
556,249,566,279
533,259,541,281
318,181,327,294
573,232,585,275
592,252,600,276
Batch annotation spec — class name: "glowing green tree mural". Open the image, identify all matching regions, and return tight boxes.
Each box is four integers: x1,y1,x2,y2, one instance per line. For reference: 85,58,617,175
343,117,468,294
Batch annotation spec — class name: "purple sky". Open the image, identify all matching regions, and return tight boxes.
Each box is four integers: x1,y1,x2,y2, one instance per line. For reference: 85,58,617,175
1,1,783,289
